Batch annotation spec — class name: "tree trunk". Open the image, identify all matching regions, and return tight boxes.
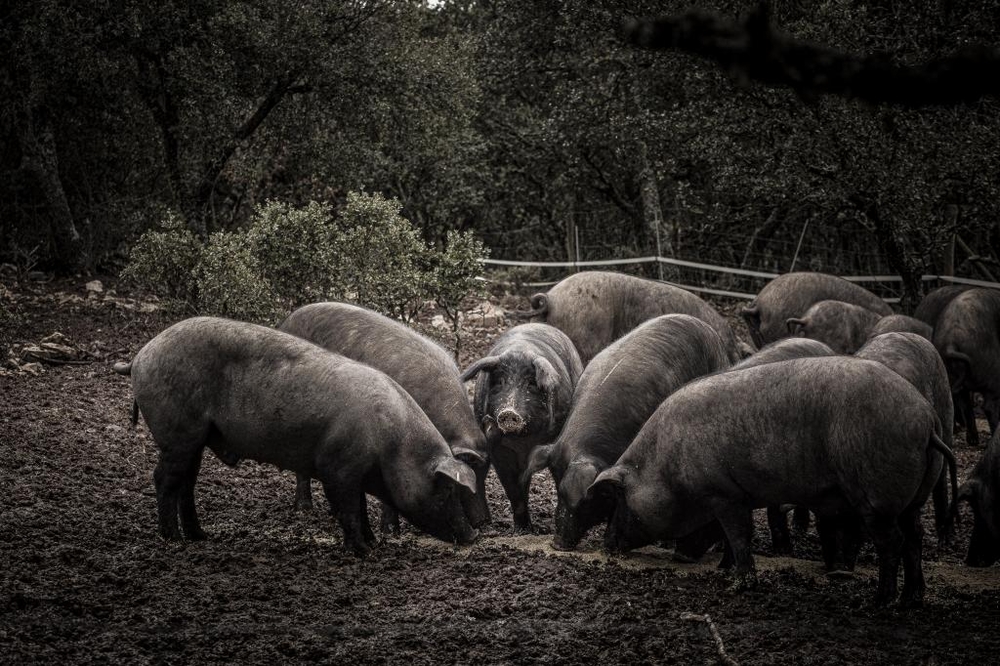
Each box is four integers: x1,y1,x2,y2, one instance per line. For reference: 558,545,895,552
15,103,85,272
637,141,668,280
855,195,922,313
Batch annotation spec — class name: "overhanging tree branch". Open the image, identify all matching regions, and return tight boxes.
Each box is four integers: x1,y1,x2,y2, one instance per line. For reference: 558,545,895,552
623,4,1000,107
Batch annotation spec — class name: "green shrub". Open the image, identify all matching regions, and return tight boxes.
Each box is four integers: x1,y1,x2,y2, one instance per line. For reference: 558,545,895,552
121,212,201,301
245,200,342,307
196,231,281,323
121,195,489,329
433,229,488,320
338,192,431,321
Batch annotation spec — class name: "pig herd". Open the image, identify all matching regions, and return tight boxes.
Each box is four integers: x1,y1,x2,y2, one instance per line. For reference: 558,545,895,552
113,270,1000,609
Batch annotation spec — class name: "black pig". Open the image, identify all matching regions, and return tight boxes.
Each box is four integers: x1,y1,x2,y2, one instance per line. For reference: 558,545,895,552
521,315,732,550
955,429,1000,566
113,317,479,555
460,323,582,532
522,270,742,364
278,302,491,527
933,288,1000,446
785,299,882,354
741,272,891,349
591,357,956,608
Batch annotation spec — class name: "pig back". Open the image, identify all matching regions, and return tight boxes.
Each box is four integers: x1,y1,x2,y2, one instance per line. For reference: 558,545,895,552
534,271,739,363
130,317,444,473
553,314,731,470
628,357,941,511
279,302,483,452
932,288,1000,396
856,332,954,448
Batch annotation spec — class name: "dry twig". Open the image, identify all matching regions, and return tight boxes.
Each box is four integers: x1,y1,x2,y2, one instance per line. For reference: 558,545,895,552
680,612,740,666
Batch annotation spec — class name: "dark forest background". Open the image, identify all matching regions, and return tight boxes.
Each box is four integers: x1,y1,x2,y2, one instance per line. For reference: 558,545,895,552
3,0,999,300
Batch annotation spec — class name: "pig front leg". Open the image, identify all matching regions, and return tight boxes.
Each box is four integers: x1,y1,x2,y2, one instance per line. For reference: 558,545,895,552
766,505,793,555
321,481,372,557
379,501,400,535
294,473,313,511
492,443,532,533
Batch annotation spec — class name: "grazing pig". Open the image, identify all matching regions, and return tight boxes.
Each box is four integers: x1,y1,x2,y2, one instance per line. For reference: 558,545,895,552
278,302,490,527
590,357,956,608
933,288,1000,446
520,315,732,550
730,337,836,554
741,272,892,349
785,300,882,354
460,323,583,532
955,429,1000,566
914,285,971,327
523,270,742,364
868,315,933,341
852,333,956,550
732,337,835,369
113,317,479,555
914,285,977,442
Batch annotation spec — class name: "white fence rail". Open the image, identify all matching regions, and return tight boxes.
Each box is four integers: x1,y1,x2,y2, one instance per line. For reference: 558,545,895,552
480,257,1000,301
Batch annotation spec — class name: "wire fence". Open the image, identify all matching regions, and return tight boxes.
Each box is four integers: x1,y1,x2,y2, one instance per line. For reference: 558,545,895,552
476,205,998,302
480,255,1000,303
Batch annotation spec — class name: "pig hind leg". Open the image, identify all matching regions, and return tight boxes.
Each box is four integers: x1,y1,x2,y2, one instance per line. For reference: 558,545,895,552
493,444,532,533
898,508,926,608
178,448,207,540
153,440,205,541
864,513,904,606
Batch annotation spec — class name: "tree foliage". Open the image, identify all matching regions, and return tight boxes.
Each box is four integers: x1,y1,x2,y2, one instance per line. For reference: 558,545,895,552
2,0,999,304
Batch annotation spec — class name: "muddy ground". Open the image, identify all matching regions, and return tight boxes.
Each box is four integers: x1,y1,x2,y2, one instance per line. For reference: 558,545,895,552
3,277,1000,665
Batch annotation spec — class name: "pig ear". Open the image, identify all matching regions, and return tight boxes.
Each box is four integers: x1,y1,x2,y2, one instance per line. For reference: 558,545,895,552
532,357,559,392
520,444,554,486
562,460,600,508
585,465,627,502
786,317,807,335
459,356,500,383
533,357,563,435
434,457,477,495
451,447,487,468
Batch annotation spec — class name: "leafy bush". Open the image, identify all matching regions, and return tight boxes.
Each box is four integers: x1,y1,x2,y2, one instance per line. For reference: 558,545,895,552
121,212,201,301
196,231,280,323
430,229,489,358
337,192,431,321
433,230,488,321
245,200,342,307
121,195,489,329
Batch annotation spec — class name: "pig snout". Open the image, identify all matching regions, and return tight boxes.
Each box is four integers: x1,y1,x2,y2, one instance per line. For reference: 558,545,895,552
496,408,527,434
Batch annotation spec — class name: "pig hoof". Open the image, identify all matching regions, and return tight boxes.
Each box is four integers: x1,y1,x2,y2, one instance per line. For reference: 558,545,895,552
294,500,313,512
726,572,757,593
185,527,208,541
898,590,924,609
348,542,372,558
512,523,534,536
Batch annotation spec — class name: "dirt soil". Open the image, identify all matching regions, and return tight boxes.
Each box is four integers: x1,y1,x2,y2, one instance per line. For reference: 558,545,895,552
3,277,1000,665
